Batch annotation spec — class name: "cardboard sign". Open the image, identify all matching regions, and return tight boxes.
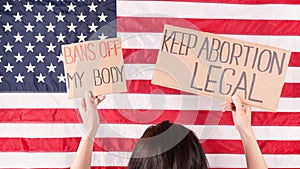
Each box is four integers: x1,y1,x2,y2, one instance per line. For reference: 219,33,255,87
152,25,291,111
62,38,127,98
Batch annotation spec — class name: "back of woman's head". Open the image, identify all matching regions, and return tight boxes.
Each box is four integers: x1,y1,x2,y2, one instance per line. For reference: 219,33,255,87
127,120,208,169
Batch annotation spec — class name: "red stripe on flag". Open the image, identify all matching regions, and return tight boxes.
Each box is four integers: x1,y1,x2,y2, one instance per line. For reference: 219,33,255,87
1,109,299,126
0,109,79,123
289,52,300,66
0,138,299,154
123,49,300,67
281,83,300,97
2,166,127,169
92,168,295,169
2,168,297,169
90,167,125,169
123,49,159,64
12,168,295,169
127,80,183,95
202,140,300,154
118,17,300,35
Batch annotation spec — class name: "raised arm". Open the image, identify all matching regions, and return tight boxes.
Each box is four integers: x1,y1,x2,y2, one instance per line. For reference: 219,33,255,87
223,95,268,169
71,91,106,169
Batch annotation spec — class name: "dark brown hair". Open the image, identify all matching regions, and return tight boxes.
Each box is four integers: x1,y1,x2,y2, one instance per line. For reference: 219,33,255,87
127,120,208,169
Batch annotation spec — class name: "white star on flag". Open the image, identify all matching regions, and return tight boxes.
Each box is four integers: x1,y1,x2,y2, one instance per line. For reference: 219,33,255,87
46,23,55,32
4,43,14,52
67,2,76,12
35,33,45,43
98,33,108,40
56,33,66,42
26,63,36,73
3,22,13,32
98,12,108,22
77,12,86,22
4,63,14,73
34,12,44,22
25,23,34,32
88,2,97,12
56,12,65,22
46,43,56,52
13,12,23,22
14,73,25,83
3,2,13,12
25,43,35,52
36,73,46,83
77,33,87,42
56,53,64,63
67,23,77,32
24,2,33,11
46,2,55,12
47,63,56,73
14,53,24,63
35,53,45,63
14,33,23,42
88,23,98,32
57,73,65,83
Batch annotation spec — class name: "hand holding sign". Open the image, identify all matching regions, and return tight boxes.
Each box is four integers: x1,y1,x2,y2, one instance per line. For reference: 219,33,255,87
152,25,291,111
79,90,105,138
62,38,127,98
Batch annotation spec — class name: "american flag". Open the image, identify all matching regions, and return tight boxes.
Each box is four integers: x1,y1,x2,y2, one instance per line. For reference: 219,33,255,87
0,0,300,168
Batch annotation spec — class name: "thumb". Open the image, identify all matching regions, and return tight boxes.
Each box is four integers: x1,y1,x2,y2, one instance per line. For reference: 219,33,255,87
232,95,243,110
84,90,94,110
78,98,86,115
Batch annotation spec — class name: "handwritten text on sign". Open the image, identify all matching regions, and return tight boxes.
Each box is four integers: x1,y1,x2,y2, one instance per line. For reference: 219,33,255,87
62,38,127,98
152,25,291,111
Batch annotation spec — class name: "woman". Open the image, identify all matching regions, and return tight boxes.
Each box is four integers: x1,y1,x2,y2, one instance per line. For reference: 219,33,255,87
127,120,208,169
71,91,268,169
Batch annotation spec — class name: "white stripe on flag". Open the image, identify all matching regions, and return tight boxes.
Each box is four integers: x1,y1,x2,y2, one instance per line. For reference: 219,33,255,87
0,152,299,168
119,32,300,52
1,92,300,111
117,1,300,20
0,123,299,140
0,93,300,111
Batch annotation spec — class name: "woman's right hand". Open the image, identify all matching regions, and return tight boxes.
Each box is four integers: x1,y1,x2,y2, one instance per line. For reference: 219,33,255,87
223,95,252,134
79,90,106,138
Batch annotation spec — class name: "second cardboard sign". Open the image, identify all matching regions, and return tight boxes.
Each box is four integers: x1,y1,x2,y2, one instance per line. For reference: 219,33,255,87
152,24,291,111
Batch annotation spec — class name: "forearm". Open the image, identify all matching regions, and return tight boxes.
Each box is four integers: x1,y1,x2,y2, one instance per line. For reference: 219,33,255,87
72,91,104,169
240,128,268,169
71,134,95,169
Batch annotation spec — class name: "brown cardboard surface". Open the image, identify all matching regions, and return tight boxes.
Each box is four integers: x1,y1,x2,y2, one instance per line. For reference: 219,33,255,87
152,25,291,111
62,38,127,98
